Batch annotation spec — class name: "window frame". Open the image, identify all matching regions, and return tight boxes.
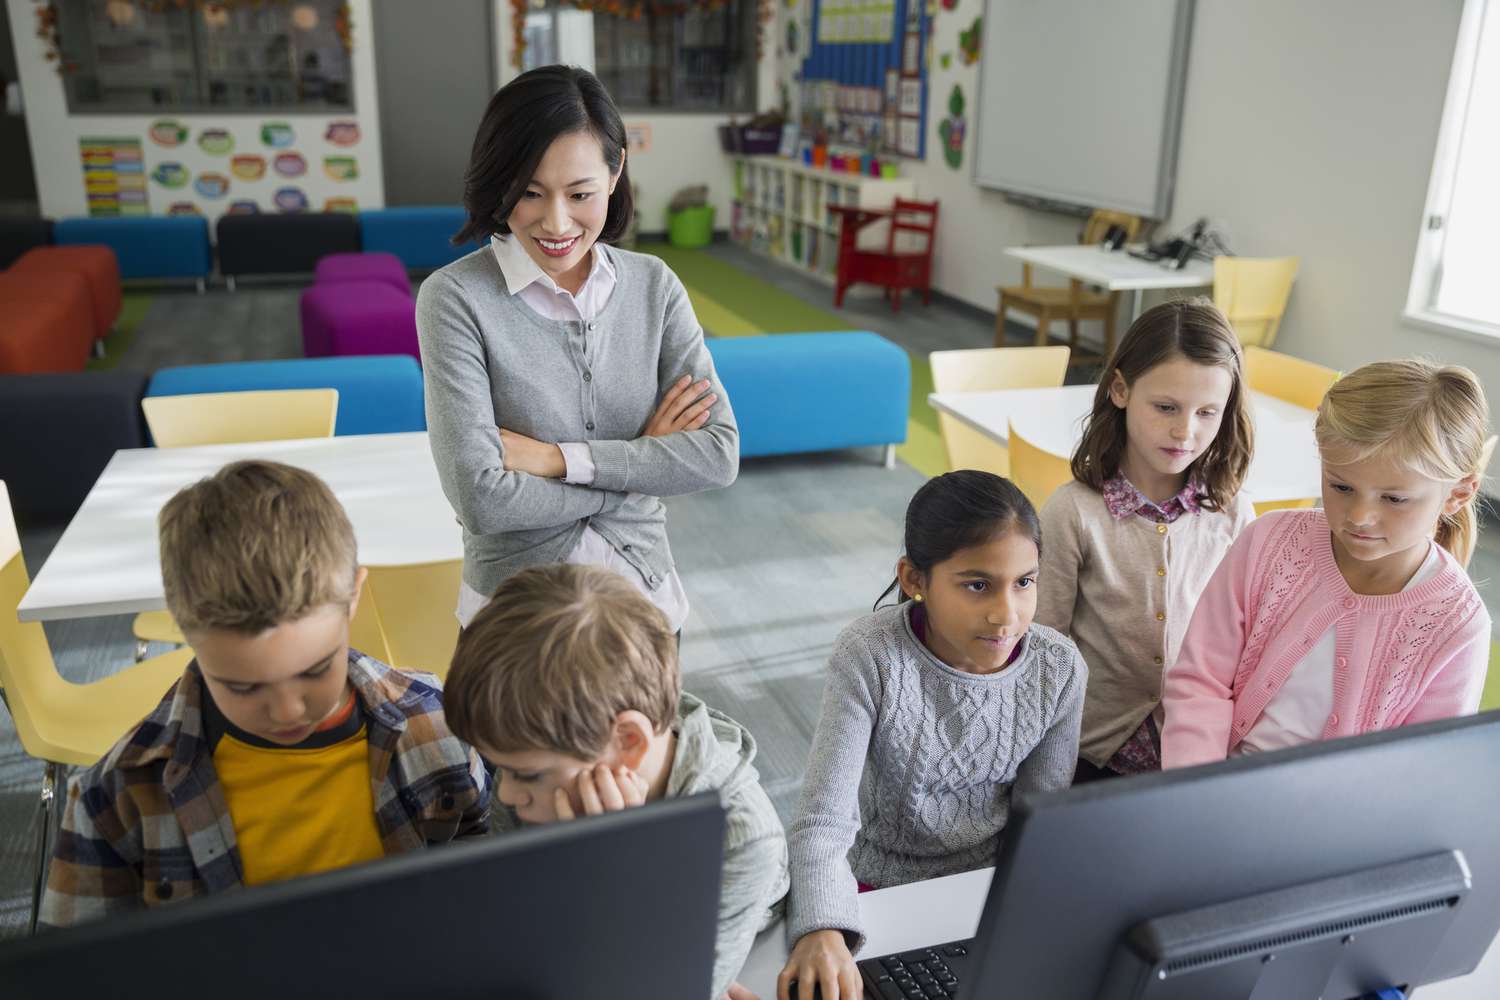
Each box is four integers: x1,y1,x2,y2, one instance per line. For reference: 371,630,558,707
1405,0,1500,345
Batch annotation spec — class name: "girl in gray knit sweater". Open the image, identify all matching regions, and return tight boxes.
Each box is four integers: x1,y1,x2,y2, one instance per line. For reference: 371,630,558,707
778,472,1087,1000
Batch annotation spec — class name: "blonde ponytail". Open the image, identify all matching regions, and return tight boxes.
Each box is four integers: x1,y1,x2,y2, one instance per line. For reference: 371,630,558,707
1315,359,1488,568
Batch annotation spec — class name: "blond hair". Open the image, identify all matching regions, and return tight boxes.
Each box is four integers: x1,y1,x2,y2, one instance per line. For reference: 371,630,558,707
1315,359,1489,566
443,564,680,759
158,460,359,634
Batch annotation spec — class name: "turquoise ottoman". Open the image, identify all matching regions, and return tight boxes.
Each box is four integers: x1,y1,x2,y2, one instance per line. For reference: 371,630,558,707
706,331,909,462
54,216,212,287
146,356,425,437
358,207,483,270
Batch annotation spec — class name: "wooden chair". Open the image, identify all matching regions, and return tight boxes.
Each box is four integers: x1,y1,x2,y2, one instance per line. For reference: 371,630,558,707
349,559,464,680
1242,346,1339,410
996,209,1142,364
132,389,340,660
1213,256,1300,348
1008,420,1074,510
832,198,940,313
930,346,1070,475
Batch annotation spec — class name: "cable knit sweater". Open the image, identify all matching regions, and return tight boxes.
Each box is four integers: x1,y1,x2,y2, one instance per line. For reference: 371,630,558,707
786,604,1087,952
1162,509,1491,769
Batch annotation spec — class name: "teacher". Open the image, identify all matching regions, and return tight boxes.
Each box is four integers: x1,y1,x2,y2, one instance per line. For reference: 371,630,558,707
416,65,739,632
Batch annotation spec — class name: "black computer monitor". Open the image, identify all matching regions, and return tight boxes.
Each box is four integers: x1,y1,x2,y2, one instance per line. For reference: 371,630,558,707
966,711,1500,999
0,793,726,999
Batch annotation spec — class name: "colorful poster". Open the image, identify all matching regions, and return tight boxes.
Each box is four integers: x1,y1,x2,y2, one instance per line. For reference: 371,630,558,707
151,162,190,189
227,200,261,215
323,156,358,181
193,172,231,198
325,121,360,146
274,186,310,212
79,137,147,217
324,197,358,213
198,128,234,155
274,152,308,177
231,155,267,181
261,122,296,147
167,202,202,216
149,119,187,147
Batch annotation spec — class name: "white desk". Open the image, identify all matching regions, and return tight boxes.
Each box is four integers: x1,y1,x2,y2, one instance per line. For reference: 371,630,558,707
739,868,1500,998
1005,244,1215,318
17,432,461,622
928,385,1322,506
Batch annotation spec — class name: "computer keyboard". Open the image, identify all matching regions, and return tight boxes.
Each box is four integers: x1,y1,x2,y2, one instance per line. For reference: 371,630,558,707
857,939,975,999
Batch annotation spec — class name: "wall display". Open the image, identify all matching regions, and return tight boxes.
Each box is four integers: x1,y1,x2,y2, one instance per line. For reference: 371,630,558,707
787,18,798,55
148,120,187,147
325,121,361,146
193,172,231,198
167,202,202,216
958,16,981,64
274,186,310,212
323,156,359,181
79,136,147,217
939,51,951,68
800,0,930,159
226,200,261,215
274,152,309,177
231,155,267,181
197,128,235,155
937,83,965,168
151,162,189,189
325,197,359,212
817,0,897,44
261,122,297,148
625,123,652,155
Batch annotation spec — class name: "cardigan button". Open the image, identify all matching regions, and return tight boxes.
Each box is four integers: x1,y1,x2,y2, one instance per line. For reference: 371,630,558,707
1342,597,1358,610
1330,713,1340,726
1156,524,1168,535
1336,656,1348,669
585,421,595,431
1155,612,1165,622
583,371,592,382
155,879,173,900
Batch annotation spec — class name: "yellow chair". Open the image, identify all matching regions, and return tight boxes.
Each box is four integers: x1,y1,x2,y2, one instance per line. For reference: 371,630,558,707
1008,420,1074,510
0,481,194,932
997,209,1143,364
930,346,1071,476
1242,346,1339,411
349,560,464,680
132,388,341,659
1213,257,1300,348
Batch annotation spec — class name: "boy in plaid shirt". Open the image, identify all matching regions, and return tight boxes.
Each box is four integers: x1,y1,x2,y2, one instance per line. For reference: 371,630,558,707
41,460,490,927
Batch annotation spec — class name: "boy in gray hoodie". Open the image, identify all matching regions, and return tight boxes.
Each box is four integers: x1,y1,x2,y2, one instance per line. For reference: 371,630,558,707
443,563,788,1000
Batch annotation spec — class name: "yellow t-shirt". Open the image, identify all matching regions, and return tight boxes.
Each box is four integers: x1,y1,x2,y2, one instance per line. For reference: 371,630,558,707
207,690,386,886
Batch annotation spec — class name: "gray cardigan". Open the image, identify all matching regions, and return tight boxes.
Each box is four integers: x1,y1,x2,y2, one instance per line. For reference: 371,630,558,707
415,243,739,598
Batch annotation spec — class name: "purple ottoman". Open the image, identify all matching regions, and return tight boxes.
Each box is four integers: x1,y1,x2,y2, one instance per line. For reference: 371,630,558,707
300,281,419,359
313,251,412,297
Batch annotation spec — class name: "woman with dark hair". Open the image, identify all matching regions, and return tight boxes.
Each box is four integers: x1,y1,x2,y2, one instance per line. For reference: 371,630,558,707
416,66,738,637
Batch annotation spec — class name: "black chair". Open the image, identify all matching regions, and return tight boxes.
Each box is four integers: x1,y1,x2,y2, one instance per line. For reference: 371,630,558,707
215,212,361,288
0,371,149,524
0,217,54,270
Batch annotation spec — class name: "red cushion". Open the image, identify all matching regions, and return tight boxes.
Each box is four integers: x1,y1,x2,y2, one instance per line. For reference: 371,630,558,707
0,272,93,373
11,245,123,341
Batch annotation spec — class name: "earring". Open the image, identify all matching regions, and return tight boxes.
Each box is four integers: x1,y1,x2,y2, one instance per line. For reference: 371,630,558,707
913,593,924,603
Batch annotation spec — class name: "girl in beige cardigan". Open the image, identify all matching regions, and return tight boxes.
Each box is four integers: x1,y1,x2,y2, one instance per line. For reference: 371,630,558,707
1036,300,1257,779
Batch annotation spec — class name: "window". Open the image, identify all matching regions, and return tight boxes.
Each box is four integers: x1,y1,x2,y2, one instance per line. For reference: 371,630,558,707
1408,0,1500,339
521,0,757,112
57,0,353,113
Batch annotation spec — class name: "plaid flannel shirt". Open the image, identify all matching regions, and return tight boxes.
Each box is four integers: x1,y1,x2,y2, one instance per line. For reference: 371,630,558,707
40,650,491,928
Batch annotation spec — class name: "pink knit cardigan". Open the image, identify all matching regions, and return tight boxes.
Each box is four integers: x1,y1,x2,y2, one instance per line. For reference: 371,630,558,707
1161,509,1490,768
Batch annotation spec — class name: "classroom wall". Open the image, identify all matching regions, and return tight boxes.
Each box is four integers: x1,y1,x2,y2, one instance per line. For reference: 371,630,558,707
491,6,779,235
6,0,385,223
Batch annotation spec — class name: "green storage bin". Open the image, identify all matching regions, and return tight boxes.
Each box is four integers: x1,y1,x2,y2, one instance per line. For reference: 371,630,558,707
667,204,715,249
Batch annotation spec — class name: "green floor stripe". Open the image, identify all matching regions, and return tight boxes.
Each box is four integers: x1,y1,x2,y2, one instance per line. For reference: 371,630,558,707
87,292,153,371
642,244,952,478
1485,641,1500,712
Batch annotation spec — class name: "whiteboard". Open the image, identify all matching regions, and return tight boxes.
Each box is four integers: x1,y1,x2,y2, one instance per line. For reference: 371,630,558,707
971,0,1195,219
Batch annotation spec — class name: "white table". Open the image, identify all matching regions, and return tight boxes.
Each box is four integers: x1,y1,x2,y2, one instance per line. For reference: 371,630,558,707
1005,244,1216,318
929,385,1322,506
739,868,1500,998
17,432,461,622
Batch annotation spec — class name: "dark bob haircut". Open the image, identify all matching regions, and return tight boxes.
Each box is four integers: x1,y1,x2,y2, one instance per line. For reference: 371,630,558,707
454,65,633,247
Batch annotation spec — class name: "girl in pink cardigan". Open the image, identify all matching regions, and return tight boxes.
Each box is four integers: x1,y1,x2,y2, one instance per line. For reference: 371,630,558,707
1162,360,1491,768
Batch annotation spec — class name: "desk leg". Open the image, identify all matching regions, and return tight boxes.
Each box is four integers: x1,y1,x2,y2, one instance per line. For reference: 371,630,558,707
1131,288,1144,319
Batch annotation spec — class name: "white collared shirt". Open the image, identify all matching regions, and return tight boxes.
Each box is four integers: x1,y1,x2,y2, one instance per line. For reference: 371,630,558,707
454,235,690,632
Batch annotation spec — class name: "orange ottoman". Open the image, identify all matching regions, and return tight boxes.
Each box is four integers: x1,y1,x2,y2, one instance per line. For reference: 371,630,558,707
0,271,94,373
11,245,122,345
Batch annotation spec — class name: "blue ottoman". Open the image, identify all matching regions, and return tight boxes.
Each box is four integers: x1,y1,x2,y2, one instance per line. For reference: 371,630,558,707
706,331,909,461
54,216,212,286
146,356,425,437
358,207,483,270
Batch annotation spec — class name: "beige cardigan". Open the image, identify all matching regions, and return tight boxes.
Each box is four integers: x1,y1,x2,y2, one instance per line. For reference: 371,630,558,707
1036,480,1254,766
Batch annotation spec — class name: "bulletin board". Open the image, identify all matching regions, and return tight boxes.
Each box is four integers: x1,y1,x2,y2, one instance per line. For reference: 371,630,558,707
799,0,930,160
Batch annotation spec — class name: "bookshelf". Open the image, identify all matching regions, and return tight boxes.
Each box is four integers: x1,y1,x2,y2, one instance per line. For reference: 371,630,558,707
727,155,915,284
